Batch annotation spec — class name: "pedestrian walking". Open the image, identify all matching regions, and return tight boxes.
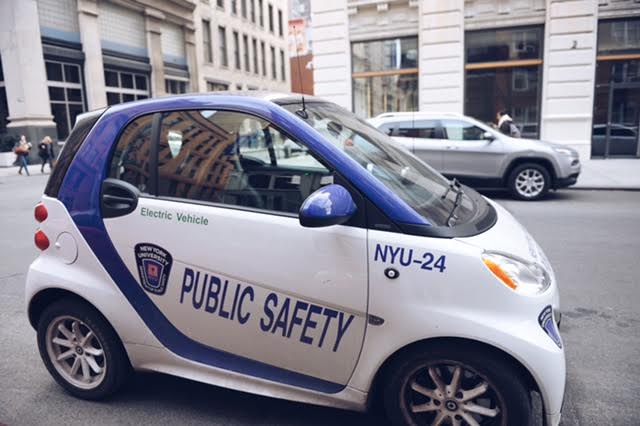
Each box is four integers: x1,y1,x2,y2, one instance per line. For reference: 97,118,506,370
496,110,521,138
38,136,55,173
14,135,32,176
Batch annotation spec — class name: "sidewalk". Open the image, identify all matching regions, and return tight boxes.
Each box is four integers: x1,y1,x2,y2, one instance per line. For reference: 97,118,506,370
568,144,640,190
1,151,638,189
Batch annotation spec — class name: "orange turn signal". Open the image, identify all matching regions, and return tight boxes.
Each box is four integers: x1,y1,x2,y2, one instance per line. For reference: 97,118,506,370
483,258,517,290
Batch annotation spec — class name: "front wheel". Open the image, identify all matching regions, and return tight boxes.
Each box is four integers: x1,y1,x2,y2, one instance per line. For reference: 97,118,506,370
37,297,131,400
383,343,532,426
508,163,551,201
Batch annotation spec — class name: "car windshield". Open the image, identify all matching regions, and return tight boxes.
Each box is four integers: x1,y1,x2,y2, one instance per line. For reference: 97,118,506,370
279,101,476,227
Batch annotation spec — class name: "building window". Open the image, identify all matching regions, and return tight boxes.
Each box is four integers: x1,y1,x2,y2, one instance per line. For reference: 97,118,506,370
241,0,247,18
218,26,228,67
351,37,418,118
278,9,283,37
268,4,274,33
250,0,255,23
46,60,86,140
231,0,237,15
280,49,285,81
217,0,224,9
261,41,266,76
592,18,640,158
104,69,149,107
270,46,276,79
165,78,188,94
233,31,241,70
202,19,212,63
258,0,264,27
207,81,229,91
252,38,259,74
243,35,250,72
464,26,543,139
0,58,8,134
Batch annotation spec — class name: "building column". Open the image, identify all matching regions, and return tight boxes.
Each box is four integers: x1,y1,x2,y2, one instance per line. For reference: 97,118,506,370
78,0,107,109
310,0,351,109
540,0,598,146
418,0,465,113
184,24,199,93
0,0,56,143
145,8,165,97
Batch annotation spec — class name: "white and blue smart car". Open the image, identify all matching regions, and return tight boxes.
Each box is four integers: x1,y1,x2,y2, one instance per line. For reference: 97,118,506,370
27,93,565,426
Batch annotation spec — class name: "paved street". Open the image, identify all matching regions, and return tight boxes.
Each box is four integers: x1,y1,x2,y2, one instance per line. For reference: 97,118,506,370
0,174,638,425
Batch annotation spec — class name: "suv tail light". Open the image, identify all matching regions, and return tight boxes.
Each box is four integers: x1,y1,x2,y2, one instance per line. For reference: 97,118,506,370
35,230,50,251
35,202,48,222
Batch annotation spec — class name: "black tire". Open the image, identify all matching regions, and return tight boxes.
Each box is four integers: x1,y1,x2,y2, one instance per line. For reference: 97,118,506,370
37,297,131,400
507,163,551,201
383,342,531,426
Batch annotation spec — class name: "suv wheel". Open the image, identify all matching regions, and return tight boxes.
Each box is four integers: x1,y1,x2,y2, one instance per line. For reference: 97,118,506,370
37,297,131,400
508,163,551,201
383,343,532,426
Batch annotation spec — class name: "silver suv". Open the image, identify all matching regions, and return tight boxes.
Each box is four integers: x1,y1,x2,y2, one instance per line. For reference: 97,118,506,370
369,112,581,200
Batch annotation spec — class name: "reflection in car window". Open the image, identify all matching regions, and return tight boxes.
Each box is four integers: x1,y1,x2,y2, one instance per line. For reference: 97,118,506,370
154,110,331,214
108,114,154,193
442,119,485,141
280,102,475,227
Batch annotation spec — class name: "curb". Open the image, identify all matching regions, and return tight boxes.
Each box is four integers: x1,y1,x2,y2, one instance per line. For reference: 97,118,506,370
567,187,640,191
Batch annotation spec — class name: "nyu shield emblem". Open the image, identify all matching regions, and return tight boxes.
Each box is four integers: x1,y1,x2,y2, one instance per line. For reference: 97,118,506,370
135,243,173,295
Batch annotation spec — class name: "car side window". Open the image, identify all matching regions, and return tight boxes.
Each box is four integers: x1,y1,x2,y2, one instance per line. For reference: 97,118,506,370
108,114,154,193
156,110,331,215
441,119,485,141
388,120,438,139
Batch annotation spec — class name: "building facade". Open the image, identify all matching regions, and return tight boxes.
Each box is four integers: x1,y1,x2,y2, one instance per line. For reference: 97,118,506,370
312,0,640,158
0,0,289,148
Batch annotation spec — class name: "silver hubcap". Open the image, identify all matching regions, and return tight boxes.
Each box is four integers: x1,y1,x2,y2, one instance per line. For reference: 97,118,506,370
45,316,106,389
405,363,502,426
515,168,545,198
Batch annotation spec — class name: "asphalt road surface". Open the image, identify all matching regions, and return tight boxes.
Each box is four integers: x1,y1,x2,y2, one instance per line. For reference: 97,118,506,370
0,173,638,425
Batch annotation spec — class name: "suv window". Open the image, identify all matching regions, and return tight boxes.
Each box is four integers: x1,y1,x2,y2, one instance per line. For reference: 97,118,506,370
441,119,485,141
156,110,331,214
109,114,154,193
383,120,439,139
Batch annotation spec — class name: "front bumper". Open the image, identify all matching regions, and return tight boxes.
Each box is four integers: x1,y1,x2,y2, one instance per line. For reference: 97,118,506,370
555,172,579,188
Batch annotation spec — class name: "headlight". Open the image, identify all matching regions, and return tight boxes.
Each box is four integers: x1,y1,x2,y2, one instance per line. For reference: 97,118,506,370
482,252,551,295
553,147,574,156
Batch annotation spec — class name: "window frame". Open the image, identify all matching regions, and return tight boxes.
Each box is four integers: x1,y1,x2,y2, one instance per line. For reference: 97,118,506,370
108,108,351,220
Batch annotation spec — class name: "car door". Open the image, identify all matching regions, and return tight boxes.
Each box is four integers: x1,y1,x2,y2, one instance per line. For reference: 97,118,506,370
386,119,445,170
102,109,368,391
440,118,504,179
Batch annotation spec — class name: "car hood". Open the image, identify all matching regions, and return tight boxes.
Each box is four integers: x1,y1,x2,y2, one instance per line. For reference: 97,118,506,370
455,198,552,271
513,137,579,156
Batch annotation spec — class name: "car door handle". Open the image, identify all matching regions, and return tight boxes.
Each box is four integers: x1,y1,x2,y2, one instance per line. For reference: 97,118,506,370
446,146,459,150
101,178,140,218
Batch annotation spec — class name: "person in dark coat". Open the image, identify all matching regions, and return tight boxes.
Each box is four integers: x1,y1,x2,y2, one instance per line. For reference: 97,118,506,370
496,110,521,138
38,136,55,173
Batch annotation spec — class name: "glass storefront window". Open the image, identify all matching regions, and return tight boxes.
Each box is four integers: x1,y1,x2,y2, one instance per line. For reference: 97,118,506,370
466,27,543,63
465,66,540,138
105,69,150,106
464,26,543,138
352,37,418,73
351,37,418,118
46,60,86,140
598,18,640,55
353,74,417,118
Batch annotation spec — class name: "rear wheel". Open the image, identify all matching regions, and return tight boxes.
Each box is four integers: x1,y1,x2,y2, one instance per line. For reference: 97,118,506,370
37,297,130,400
383,343,531,426
508,163,551,201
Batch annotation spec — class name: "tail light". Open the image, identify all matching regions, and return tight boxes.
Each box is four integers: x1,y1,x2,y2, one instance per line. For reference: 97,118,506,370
35,230,50,251
35,202,48,222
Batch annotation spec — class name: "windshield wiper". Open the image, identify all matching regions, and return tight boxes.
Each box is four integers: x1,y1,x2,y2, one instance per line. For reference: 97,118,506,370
443,179,464,227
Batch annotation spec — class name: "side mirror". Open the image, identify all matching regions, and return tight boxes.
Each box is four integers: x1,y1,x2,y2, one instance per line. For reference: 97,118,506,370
299,184,357,228
483,131,496,141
